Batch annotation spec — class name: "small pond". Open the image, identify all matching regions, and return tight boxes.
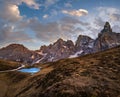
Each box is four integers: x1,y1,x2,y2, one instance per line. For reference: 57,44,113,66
18,68,40,74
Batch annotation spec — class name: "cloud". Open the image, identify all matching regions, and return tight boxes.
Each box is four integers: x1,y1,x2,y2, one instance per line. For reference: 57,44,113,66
62,9,88,17
0,3,22,23
0,0,40,23
21,0,40,9
1,0,40,9
112,25,120,33
0,0,37,46
97,7,120,22
94,17,105,28
43,14,49,19
60,17,87,25
28,18,60,42
44,0,58,7
110,13,120,21
0,24,31,44
26,17,88,42
64,2,72,8
59,17,87,34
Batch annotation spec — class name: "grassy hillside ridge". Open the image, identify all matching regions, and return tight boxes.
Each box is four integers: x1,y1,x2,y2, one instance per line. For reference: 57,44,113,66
0,46,120,97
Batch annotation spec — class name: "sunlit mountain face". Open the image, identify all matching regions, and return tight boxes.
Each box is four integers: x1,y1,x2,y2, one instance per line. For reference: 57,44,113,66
0,0,120,50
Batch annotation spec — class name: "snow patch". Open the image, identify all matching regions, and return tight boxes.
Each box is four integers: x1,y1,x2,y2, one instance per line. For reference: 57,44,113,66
48,56,54,61
111,43,120,46
35,59,42,64
35,53,47,63
88,43,94,48
69,50,83,58
37,51,46,56
31,55,35,59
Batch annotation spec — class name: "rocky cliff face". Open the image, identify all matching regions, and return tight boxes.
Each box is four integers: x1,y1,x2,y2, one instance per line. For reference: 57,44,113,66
75,35,94,55
93,22,120,52
0,44,42,64
37,38,75,63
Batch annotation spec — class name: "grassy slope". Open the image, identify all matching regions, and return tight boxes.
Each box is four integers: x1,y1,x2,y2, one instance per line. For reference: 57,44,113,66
0,46,120,97
0,59,20,71
0,60,29,97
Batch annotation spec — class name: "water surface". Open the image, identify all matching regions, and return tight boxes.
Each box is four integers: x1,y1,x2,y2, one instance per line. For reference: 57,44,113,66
18,68,40,74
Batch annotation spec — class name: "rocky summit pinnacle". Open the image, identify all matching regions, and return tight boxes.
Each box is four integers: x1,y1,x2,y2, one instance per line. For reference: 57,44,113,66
94,22,120,52
102,21,112,33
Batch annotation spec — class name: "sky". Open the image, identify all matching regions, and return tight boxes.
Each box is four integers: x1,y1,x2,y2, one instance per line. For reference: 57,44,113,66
0,0,120,50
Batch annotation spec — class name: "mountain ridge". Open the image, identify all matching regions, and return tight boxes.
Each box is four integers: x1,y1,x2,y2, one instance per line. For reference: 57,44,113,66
0,22,120,64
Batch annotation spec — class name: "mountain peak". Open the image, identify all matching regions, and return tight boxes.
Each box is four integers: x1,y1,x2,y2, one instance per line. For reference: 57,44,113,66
0,43,42,64
7,43,25,48
56,38,64,43
76,35,93,45
94,22,120,52
105,21,110,26
102,21,112,32
54,38,65,45
2,44,28,50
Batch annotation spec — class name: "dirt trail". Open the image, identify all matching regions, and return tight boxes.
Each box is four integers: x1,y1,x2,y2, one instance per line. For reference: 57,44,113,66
0,64,25,73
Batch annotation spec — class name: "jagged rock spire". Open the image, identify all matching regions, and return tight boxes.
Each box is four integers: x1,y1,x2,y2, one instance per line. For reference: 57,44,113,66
94,21,120,52
102,22,112,32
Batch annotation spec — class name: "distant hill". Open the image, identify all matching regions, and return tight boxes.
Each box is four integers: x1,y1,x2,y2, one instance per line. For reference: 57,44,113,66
0,44,42,64
0,45,120,97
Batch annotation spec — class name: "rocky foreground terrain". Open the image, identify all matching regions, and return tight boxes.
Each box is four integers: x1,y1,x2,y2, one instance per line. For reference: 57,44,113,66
0,22,120,64
0,45,120,97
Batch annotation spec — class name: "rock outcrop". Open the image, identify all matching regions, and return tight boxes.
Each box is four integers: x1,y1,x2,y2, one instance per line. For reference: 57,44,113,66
75,35,94,55
38,38,75,62
93,22,120,52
